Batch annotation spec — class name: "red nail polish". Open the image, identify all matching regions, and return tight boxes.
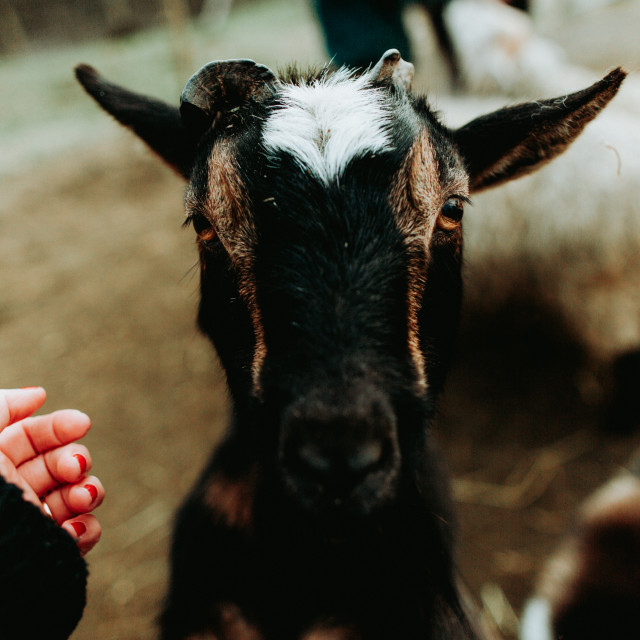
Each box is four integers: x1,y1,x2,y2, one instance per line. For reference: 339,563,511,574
70,521,86,537
84,484,98,502
74,454,87,474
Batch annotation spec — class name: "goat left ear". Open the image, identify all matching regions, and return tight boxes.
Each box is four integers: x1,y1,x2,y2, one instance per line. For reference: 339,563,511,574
75,60,277,179
453,68,626,193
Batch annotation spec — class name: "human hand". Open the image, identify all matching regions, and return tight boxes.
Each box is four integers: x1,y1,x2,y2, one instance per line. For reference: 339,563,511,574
0,387,104,555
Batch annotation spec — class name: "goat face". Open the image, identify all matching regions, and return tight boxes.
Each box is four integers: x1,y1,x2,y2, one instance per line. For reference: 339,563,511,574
76,53,625,520
184,55,469,518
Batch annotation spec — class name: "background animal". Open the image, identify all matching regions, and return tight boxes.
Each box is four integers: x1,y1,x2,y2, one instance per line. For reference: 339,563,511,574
438,96,640,432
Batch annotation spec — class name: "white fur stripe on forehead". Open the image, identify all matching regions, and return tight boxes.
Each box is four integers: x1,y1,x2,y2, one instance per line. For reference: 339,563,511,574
262,70,393,183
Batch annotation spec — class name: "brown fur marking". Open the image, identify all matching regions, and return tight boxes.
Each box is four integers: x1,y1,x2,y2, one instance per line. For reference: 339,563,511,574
202,467,258,532
185,604,264,640
217,603,264,640
195,144,267,396
302,624,361,640
389,130,468,392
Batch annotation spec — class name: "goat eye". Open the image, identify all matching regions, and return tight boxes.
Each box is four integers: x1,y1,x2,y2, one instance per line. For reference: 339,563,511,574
192,215,211,235
198,226,217,251
437,198,464,231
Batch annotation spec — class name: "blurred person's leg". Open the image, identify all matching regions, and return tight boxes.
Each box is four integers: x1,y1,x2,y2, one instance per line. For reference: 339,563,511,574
313,0,411,69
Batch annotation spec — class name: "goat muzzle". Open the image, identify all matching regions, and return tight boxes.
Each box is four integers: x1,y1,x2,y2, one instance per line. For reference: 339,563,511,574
278,386,401,517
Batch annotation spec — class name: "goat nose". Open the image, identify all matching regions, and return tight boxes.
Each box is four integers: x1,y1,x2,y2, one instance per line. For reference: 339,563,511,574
279,388,399,505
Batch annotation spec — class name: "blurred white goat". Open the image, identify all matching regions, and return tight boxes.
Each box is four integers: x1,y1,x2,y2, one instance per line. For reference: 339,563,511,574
440,0,640,428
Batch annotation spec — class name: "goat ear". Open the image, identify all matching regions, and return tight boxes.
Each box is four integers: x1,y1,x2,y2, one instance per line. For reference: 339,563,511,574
367,49,414,90
180,59,276,132
453,68,626,193
75,64,197,178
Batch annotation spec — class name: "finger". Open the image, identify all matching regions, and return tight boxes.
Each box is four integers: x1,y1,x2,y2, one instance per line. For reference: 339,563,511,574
18,444,92,497
44,475,104,523
62,514,102,556
0,409,91,467
0,387,46,432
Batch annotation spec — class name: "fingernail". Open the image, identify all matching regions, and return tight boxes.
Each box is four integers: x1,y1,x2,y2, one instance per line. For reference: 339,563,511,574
20,386,41,390
84,484,98,502
74,454,87,474
70,521,86,537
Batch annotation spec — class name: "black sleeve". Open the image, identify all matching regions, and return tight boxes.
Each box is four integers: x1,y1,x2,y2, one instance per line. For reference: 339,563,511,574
0,477,87,640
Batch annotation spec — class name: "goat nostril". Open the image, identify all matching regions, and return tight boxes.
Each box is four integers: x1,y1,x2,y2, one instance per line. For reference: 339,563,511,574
297,444,332,476
347,441,384,475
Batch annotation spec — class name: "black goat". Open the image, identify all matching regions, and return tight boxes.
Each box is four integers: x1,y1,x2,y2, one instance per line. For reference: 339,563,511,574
76,51,624,639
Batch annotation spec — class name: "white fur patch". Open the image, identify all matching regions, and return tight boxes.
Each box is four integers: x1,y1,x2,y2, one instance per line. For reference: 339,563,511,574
262,70,393,183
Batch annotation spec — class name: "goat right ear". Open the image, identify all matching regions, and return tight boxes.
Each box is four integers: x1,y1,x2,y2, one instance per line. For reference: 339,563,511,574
75,64,197,179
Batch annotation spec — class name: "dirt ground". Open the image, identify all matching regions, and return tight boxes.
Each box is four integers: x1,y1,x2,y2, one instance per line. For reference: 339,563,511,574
1,1,640,638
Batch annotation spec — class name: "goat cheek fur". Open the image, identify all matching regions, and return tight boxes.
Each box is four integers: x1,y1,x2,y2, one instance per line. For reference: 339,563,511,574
75,53,625,639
